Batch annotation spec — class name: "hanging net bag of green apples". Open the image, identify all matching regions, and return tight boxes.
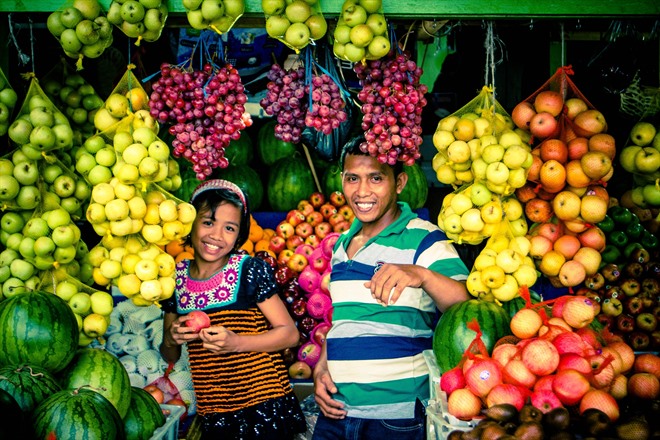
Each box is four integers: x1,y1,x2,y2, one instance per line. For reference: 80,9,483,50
46,0,114,70
106,0,168,46
332,0,390,63
0,67,18,137
263,0,327,52
183,0,245,34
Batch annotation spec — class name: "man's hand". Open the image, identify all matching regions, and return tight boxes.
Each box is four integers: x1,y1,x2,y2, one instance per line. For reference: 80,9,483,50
365,263,423,305
314,367,347,419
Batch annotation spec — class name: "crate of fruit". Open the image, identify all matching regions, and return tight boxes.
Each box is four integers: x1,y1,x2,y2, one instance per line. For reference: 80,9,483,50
423,350,479,440
150,404,186,440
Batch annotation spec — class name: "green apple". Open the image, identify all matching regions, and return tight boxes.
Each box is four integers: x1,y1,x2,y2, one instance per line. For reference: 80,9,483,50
61,197,82,215
120,21,146,39
470,182,492,207
148,140,170,162
107,1,124,25
284,22,311,49
88,165,113,185
29,125,56,151
69,292,92,315
0,175,20,201
52,124,74,149
262,0,286,15
365,13,387,36
342,4,367,26
342,43,366,63
0,158,13,174
359,0,382,13
481,144,505,164
83,135,106,154
1,212,25,234
83,313,109,338
18,236,36,259
60,28,83,54
223,0,244,18
201,0,225,21
3,277,26,299
630,121,657,147
0,266,10,284
5,233,23,251
285,0,311,23
8,119,33,145
90,290,114,315
635,147,660,173
74,179,92,201
75,152,98,176
105,93,130,119
75,19,100,45
73,0,102,19
333,24,351,44
46,207,72,230
55,280,79,301
143,7,166,32
183,0,203,9
486,161,510,185
367,35,389,58
186,9,207,30
265,14,290,38
52,175,76,199
139,0,162,8
52,225,77,248
0,87,18,109
620,145,642,173
34,236,56,257
60,6,84,28
120,0,146,24
54,245,77,264
23,217,50,240
47,11,67,37
13,160,39,186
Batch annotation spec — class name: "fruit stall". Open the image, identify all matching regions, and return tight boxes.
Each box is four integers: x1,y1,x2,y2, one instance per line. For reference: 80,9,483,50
0,0,659,439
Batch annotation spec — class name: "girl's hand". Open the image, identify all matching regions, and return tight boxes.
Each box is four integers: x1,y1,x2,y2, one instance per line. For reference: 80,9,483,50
168,315,202,345
200,326,240,353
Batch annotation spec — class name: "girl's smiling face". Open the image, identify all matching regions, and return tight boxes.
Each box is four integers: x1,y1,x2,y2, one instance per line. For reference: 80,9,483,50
190,201,242,273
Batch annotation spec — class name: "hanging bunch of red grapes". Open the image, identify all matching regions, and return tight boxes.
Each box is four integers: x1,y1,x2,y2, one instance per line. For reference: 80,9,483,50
259,63,348,144
354,51,427,166
148,62,252,180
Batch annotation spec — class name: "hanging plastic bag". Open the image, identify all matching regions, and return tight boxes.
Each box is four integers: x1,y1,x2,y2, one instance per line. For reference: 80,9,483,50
0,66,19,136
94,65,154,133
106,0,168,45
8,76,74,155
300,41,354,162
145,363,189,419
263,0,326,52
183,0,244,35
46,0,113,70
332,0,390,62
466,220,537,303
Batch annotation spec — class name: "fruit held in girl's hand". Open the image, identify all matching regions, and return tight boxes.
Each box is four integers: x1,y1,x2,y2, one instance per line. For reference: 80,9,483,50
185,310,211,332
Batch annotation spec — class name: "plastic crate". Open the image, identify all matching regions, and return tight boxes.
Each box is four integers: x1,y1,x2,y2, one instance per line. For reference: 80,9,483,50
150,404,186,440
423,350,479,440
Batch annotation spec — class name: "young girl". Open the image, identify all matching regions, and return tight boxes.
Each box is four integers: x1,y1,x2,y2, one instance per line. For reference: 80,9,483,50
159,179,306,439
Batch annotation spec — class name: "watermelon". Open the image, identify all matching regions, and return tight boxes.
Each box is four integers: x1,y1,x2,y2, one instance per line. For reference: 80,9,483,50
0,388,26,438
224,132,254,167
214,164,265,211
257,120,297,166
124,387,166,440
268,153,316,212
0,290,78,373
0,364,61,413
432,299,512,373
399,162,429,210
32,387,125,440
322,163,343,196
58,347,132,418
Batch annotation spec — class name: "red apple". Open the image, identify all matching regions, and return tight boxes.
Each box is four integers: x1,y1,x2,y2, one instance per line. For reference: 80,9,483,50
298,265,321,293
287,253,308,272
305,234,321,248
628,372,660,399
579,389,619,422
165,397,188,421
502,358,537,389
511,101,537,130
465,359,503,398
319,270,331,295
285,235,305,251
276,221,295,239
295,222,314,239
314,222,332,239
296,200,315,217
572,109,607,137
533,374,555,393
288,360,312,379
491,343,519,368
321,232,340,259
440,366,466,396
529,111,560,139
552,369,590,406
274,266,296,286
534,90,564,117
557,353,592,375
565,97,589,120
588,354,616,389
521,339,560,376
306,291,332,320
309,247,329,273
309,191,326,209
185,310,211,332
329,191,346,207
319,203,338,219
277,249,295,266
286,209,306,226
608,374,628,400
306,211,324,227
552,331,586,356
529,389,563,414
338,204,355,222
486,383,526,411
297,340,322,368
333,220,351,233
311,322,331,346
447,388,483,420
634,353,660,378
144,384,165,404
269,235,286,254
328,213,345,227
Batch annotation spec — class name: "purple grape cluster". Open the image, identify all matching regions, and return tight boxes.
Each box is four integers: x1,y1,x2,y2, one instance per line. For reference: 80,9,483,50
354,52,428,166
305,74,348,135
149,62,252,180
259,64,307,143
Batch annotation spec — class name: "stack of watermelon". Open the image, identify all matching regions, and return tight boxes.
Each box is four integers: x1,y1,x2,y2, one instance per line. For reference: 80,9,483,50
0,290,163,439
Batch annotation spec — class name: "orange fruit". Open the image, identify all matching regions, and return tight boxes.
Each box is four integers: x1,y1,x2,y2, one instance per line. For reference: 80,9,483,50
539,159,566,193
239,239,254,254
248,223,264,243
165,239,185,257
565,160,592,188
262,228,276,241
175,251,194,263
254,239,271,253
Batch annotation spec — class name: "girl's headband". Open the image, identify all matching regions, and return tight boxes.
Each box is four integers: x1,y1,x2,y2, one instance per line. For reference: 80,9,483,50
189,179,248,213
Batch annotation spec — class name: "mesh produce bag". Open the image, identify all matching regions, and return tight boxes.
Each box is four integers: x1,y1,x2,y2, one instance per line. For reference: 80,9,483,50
183,0,244,34
106,0,168,45
94,66,152,133
46,0,113,70
432,86,532,194
466,220,537,304
8,76,74,154
0,148,44,212
332,0,390,62
40,153,90,221
263,0,325,52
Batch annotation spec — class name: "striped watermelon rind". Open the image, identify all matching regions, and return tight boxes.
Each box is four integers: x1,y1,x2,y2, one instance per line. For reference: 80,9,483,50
0,364,61,413
432,299,512,373
57,347,132,418
268,153,315,212
124,386,166,440
0,290,78,373
32,387,125,440
399,162,429,210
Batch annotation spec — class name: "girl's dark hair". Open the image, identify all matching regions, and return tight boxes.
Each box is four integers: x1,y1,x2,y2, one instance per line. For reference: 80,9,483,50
340,135,404,177
186,188,251,250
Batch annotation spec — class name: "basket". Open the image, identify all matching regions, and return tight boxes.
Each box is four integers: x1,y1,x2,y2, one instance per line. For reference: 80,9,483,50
423,350,479,440
150,404,186,440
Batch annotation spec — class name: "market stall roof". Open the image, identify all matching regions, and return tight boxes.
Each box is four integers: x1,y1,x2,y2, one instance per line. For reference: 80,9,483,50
0,0,658,18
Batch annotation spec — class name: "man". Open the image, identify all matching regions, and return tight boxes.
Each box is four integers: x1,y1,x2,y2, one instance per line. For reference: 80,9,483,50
312,136,470,440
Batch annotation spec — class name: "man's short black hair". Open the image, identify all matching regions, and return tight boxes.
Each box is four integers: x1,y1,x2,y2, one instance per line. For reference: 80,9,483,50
340,135,404,177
